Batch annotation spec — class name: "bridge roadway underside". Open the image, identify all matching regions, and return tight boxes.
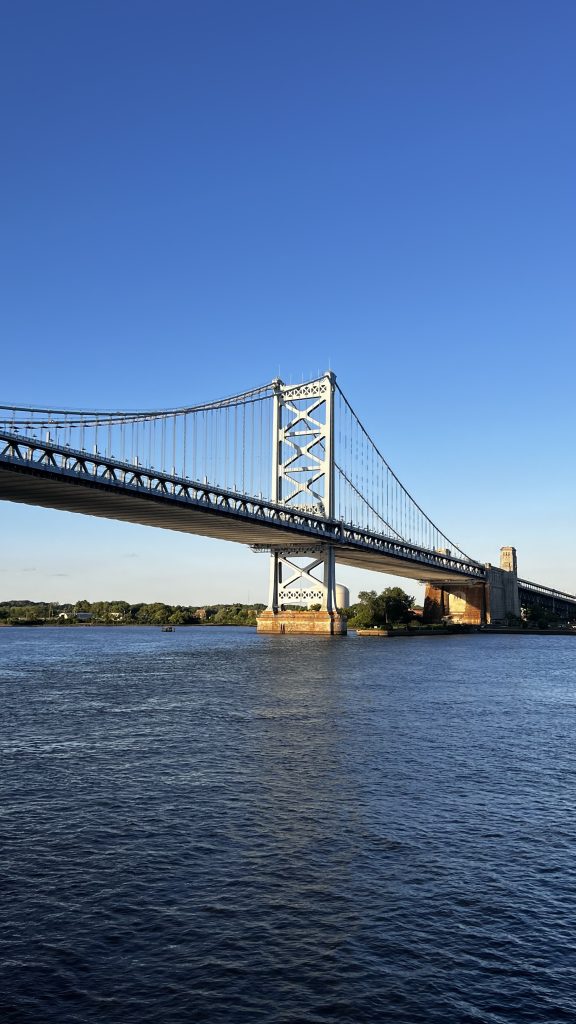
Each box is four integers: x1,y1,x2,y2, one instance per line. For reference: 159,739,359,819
0,461,480,586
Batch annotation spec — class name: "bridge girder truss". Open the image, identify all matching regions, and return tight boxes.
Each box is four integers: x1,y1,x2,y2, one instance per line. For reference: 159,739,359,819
1,371,575,610
0,430,487,585
517,579,576,616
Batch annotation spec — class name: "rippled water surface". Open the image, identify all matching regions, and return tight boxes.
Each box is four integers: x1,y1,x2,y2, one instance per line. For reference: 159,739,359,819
1,627,576,1023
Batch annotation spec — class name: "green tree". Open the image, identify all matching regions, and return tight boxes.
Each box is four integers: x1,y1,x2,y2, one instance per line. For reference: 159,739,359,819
350,587,415,628
524,605,563,629
380,587,415,625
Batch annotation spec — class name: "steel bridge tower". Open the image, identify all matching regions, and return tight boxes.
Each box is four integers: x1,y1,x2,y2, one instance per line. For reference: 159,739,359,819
256,372,346,634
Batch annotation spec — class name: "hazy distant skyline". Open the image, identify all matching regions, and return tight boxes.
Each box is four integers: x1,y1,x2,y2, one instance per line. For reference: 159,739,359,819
1,1,575,603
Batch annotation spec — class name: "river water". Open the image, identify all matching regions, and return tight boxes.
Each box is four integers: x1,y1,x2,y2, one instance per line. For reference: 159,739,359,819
1,626,575,1023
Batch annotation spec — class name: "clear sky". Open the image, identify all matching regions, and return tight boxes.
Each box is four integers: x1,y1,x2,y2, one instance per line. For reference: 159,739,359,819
1,0,575,605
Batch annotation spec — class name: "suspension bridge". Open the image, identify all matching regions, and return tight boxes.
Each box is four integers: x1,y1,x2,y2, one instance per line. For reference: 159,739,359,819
1,372,574,634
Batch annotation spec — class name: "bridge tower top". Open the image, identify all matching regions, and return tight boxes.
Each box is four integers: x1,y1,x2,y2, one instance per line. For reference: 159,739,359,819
500,546,518,574
271,371,336,519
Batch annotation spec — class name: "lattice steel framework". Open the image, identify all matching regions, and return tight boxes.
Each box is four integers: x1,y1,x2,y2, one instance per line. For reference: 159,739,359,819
264,373,338,612
0,370,492,608
0,429,489,582
3,370,576,612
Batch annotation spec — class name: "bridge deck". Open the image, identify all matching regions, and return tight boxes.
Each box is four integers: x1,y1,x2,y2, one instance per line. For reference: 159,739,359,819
0,454,481,585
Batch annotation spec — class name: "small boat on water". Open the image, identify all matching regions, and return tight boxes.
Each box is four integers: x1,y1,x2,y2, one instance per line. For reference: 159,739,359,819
161,626,175,632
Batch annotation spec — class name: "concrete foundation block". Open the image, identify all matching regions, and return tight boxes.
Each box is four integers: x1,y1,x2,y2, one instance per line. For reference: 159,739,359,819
256,610,347,635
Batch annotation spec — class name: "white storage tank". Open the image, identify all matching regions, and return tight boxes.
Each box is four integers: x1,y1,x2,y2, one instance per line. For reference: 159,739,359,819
307,584,350,610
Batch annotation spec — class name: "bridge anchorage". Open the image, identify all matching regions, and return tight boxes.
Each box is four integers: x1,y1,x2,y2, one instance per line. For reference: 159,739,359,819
1,369,575,634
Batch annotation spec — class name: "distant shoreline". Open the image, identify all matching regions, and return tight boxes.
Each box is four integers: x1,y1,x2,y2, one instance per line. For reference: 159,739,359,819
0,601,265,629
2,623,574,637
0,622,257,628
356,626,576,638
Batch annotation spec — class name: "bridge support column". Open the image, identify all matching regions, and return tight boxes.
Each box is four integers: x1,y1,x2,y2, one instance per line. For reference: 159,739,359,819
423,581,488,625
256,371,346,635
423,547,521,625
255,544,347,634
257,608,347,634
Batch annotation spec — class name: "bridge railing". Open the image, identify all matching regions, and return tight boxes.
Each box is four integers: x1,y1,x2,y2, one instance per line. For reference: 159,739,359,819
0,384,276,506
0,428,485,579
0,373,477,565
518,578,576,605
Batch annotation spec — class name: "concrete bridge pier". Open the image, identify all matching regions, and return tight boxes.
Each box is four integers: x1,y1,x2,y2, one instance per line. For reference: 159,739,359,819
256,544,347,635
424,546,521,626
256,608,347,634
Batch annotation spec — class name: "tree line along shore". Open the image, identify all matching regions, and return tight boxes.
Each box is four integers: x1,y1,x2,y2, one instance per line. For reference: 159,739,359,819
2,586,566,630
0,600,266,627
0,588,414,629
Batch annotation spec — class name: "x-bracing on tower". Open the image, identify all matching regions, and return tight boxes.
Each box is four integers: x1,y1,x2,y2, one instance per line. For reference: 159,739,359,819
4,369,562,633
254,372,347,634
2,370,575,631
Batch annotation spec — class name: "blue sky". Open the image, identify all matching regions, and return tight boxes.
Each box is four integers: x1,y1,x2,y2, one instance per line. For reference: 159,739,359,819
1,0,575,604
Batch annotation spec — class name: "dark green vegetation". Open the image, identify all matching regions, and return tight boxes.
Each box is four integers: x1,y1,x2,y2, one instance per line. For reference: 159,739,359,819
497,608,573,630
347,588,416,629
3,596,568,631
0,600,266,627
346,589,573,632
520,606,572,629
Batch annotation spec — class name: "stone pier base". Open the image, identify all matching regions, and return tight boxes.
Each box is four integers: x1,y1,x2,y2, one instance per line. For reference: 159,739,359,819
256,610,347,635
424,564,520,626
424,582,487,625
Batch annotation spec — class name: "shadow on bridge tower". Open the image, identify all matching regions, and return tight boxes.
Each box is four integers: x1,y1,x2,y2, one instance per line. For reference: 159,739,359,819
256,373,347,635
423,546,521,625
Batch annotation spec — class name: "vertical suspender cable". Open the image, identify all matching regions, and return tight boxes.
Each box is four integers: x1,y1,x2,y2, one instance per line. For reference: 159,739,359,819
250,401,254,496
239,401,243,493
213,409,217,484
234,404,238,490
258,399,263,496
182,415,187,478
225,406,229,490
172,414,176,475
